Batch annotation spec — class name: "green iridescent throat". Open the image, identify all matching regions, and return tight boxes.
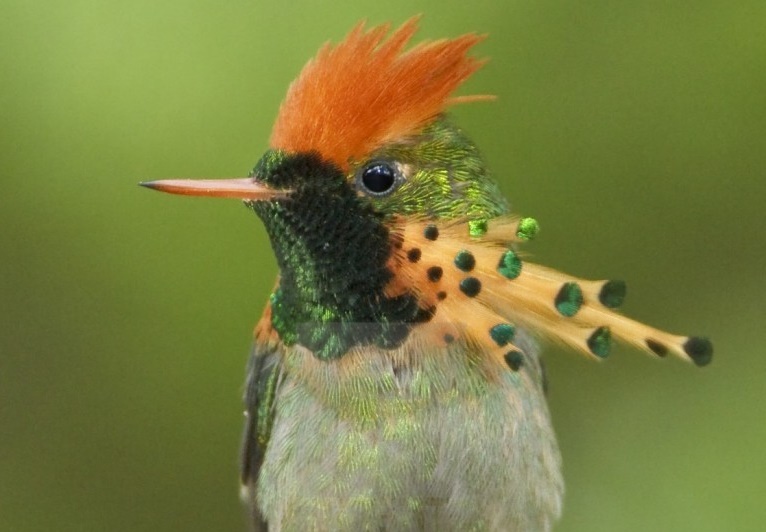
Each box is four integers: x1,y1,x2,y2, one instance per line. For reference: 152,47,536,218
247,151,429,360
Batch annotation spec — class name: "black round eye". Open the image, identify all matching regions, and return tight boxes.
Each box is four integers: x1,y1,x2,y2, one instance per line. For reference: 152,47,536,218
359,162,398,196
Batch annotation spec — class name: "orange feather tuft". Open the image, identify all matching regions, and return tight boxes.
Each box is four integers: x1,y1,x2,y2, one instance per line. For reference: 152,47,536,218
269,18,486,170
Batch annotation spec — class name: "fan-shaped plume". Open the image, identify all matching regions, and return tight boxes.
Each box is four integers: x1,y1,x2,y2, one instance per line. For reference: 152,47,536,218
385,217,713,370
269,18,486,170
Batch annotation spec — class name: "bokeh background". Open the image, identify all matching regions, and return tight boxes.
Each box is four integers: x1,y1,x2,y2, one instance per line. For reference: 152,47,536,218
2,1,764,530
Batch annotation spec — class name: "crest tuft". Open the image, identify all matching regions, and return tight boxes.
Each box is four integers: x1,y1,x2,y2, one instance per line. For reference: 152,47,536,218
269,18,486,170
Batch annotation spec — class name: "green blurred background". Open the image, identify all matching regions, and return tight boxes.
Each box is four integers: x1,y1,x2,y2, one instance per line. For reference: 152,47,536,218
2,1,764,530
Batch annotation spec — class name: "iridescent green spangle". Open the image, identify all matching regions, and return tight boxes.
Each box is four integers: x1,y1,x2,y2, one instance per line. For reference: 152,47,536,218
504,350,524,371
587,326,611,358
489,323,515,347
459,277,481,297
454,250,476,272
599,280,626,309
497,250,522,279
468,219,488,238
516,217,539,241
554,282,583,317
683,336,713,367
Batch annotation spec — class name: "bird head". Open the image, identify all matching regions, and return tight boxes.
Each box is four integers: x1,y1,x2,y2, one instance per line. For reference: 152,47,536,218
144,20,508,361
144,19,712,369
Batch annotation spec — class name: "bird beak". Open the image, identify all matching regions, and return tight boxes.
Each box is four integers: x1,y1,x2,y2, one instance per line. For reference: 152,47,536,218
139,177,288,200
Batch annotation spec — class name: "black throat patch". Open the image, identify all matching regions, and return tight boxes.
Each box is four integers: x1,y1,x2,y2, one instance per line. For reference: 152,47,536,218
247,150,432,360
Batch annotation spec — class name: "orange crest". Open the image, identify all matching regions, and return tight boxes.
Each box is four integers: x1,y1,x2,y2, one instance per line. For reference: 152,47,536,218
268,18,486,170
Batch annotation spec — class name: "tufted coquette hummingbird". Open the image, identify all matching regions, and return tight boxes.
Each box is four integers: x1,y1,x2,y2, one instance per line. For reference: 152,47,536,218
142,19,712,532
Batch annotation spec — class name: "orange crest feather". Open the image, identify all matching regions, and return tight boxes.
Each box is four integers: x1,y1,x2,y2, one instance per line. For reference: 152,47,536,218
269,18,485,170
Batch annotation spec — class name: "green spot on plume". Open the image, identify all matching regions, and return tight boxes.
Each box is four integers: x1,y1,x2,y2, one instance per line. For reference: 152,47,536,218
599,280,626,309
454,249,476,272
555,282,583,317
468,219,488,238
516,217,539,240
504,350,524,371
587,327,611,358
683,336,713,367
489,323,516,347
497,250,522,279
459,277,481,297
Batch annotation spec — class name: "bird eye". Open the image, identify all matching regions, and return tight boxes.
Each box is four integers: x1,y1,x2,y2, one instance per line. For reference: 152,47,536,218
357,161,401,196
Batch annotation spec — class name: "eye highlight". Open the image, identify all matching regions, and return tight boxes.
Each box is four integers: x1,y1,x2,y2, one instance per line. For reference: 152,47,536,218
356,160,402,196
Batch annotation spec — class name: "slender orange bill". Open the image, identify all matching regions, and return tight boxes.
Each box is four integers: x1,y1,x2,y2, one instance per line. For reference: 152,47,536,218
139,178,288,200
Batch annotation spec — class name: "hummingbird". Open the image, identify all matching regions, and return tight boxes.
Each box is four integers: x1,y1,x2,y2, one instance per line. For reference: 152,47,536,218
142,18,712,532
